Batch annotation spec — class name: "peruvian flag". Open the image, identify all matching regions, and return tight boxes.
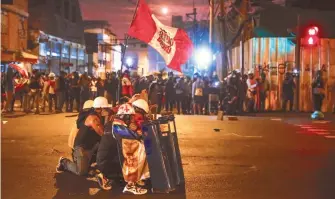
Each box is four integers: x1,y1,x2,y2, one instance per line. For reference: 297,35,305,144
128,0,193,72
9,63,28,78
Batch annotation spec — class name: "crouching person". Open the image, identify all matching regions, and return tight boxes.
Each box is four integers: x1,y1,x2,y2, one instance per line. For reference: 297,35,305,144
56,97,111,176
95,122,121,191
110,99,150,195
68,100,94,149
94,100,132,191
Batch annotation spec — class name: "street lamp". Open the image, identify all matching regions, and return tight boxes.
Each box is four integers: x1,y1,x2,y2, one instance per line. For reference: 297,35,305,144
162,7,168,15
194,47,212,70
126,57,133,67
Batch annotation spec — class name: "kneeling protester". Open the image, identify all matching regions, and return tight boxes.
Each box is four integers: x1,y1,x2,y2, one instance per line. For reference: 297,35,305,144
56,97,111,177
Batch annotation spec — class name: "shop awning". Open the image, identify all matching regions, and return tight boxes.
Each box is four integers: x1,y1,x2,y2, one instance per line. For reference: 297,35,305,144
1,52,14,62
17,51,38,63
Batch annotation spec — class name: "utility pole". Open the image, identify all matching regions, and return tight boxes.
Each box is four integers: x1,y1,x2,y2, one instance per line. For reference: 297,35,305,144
220,0,227,78
186,3,197,73
295,14,301,111
209,0,215,76
209,0,214,44
186,7,197,48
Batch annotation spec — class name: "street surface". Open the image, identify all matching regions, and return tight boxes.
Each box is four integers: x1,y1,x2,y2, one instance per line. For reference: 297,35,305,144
2,113,335,199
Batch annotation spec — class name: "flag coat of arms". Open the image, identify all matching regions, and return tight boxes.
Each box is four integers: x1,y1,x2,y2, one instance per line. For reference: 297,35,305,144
128,0,193,72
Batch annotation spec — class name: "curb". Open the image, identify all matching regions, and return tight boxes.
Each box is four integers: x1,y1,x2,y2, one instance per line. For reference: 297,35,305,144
2,113,27,118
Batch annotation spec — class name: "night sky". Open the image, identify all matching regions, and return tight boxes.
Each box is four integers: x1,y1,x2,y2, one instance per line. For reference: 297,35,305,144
79,0,209,38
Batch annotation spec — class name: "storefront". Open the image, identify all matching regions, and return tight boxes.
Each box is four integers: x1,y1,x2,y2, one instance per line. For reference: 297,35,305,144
230,37,335,113
28,31,86,75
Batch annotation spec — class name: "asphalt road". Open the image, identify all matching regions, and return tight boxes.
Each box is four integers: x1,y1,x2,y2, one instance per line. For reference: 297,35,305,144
2,113,335,199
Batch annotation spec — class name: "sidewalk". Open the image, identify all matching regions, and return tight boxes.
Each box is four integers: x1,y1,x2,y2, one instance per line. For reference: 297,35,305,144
1,111,27,118
243,111,335,120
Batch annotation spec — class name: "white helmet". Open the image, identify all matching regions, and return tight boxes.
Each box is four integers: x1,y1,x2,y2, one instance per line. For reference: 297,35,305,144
83,100,94,109
132,99,149,114
49,72,55,77
248,70,254,75
93,97,112,108
117,103,135,115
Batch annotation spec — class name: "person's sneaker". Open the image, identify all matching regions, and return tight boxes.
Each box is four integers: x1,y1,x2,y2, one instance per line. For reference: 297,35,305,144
123,183,147,195
96,173,112,191
55,157,66,173
136,180,145,187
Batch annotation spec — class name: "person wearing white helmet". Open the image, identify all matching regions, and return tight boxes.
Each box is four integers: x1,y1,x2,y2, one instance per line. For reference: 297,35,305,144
68,100,94,150
94,102,136,191
56,97,111,177
132,99,149,115
100,98,150,195
46,72,57,112
246,70,257,112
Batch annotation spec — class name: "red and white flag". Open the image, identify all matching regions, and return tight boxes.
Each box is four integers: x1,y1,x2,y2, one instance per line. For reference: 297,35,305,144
128,0,193,72
9,63,28,78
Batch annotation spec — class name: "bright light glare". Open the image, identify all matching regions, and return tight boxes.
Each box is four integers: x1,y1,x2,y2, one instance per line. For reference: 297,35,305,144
162,7,168,15
293,69,298,74
308,28,316,35
308,37,314,45
126,57,133,66
195,48,212,69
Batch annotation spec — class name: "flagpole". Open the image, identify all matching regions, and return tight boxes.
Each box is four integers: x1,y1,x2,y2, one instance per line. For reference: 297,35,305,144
118,0,140,101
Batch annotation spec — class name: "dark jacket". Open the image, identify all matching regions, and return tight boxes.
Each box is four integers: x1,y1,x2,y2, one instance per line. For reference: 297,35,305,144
104,78,118,95
282,78,295,98
97,122,122,179
29,74,42,89
56,76,66,92
74,111,101,150
70,77,80,92
165,78,175,99
76,109,94,129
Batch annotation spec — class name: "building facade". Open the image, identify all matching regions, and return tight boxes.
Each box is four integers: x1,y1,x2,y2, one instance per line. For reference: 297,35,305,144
228,6,335,112
1,0,38,73
125,36,149,76
28,0,86,75
84,20,118,79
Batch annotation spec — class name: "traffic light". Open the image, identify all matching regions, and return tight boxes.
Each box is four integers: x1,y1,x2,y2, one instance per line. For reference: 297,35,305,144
304,26,319,46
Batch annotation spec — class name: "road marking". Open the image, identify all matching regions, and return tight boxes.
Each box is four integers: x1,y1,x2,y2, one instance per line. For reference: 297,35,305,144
300,126,313,129
315,132,330,135
227,133,263,138
271,118,282,121
325,136,335,139
312,121,331,124
307,129,328,132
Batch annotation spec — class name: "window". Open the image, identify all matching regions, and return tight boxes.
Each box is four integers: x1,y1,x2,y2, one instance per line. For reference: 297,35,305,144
78,49,85,60
18,17,26,39
141,44,147,48
64,0,69,20
62,45,70,58
70,47,77,59
52,42,61,57
71,6,76,22
1,11,8,35
55,0,62,15
39,42,47,56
